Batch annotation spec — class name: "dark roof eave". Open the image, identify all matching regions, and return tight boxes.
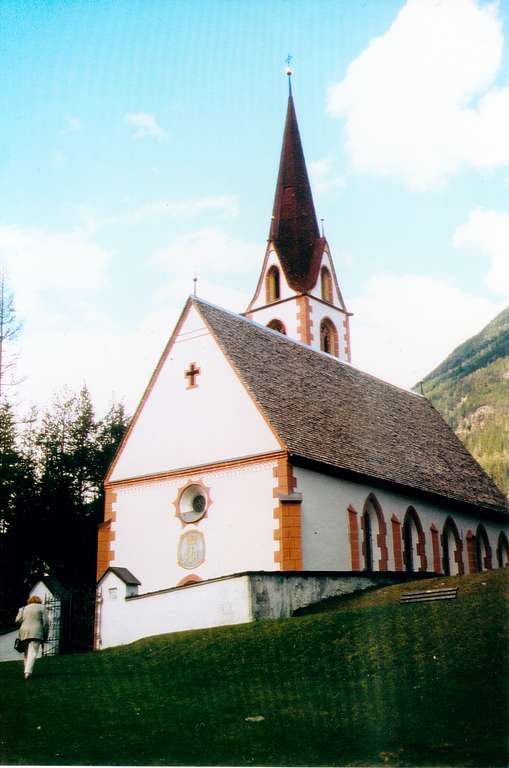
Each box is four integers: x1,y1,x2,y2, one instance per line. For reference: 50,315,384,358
288,454,509,521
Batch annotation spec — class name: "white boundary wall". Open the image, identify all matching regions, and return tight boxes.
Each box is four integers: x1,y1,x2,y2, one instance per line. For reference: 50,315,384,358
96,569,391,650
0,628,21,663
97,570,253,649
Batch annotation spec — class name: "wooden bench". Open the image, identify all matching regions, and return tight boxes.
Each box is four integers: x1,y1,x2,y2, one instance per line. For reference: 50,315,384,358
400,587,458,604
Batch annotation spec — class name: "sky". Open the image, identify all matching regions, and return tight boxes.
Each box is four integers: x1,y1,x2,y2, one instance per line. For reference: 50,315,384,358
1,0,508,418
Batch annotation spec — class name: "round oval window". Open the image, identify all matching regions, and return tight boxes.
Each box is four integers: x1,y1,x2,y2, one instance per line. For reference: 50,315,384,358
179,485,208,523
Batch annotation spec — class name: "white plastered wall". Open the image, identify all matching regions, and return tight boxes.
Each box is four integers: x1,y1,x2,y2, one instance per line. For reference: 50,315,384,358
294,466,509,573
110,304,280,482
97,570,253,649
248,302,300,341
109,459,278,594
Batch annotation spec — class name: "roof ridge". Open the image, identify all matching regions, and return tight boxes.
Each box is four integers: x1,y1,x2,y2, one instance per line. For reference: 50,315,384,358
191,295,424,400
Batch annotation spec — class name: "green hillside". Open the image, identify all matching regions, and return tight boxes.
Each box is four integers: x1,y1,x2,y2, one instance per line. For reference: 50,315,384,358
420,307,509,495
1,569,507,767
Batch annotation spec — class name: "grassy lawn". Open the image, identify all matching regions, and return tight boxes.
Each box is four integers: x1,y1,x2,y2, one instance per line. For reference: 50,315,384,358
0,569,507,766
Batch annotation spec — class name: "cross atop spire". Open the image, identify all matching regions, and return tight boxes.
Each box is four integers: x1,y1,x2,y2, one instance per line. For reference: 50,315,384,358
285,54,293,96
269,81,324,292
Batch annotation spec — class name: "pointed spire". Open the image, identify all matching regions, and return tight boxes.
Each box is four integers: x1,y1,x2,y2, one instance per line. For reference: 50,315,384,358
269,85,324,292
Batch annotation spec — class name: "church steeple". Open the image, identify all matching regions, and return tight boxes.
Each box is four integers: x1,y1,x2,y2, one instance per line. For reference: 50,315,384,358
269,90,324,292
246,75,352,363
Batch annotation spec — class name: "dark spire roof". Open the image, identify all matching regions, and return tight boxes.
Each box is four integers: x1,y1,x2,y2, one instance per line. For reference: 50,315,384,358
270,93,325,292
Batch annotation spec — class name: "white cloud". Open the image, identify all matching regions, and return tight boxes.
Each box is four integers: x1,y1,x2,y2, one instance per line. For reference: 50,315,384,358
2,222,260,416
309,156,346,196
152,228,262,277
125,112,168,142
327,0,509,188
454,207,509,298
349,273,504,388
0,225,110,315
128,195,239,224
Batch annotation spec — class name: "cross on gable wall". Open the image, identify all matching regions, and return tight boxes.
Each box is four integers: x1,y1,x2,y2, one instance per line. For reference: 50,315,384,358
185,362,201,389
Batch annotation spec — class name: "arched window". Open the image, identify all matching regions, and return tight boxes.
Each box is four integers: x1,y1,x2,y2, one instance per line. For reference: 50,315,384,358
442,517,463,576
402,507,427,573
177,574,203,587
321,266,333,303
267,319,286,335
361,494,388,572
362,507,373,571
320,318,338,357
475,524,492,572
266,266,280,303
403,512,415,573
497,532,509,568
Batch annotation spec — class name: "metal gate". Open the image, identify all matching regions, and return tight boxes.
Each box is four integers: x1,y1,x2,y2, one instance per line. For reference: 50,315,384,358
42,588,96,656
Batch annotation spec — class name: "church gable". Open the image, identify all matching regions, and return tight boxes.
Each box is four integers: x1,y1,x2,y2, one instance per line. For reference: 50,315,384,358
108,302,282,483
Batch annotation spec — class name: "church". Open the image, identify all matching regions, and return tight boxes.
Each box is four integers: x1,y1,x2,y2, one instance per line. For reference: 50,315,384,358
95,78,509,650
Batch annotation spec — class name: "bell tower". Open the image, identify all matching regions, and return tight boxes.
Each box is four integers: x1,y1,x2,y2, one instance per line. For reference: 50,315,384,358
246,71,352,362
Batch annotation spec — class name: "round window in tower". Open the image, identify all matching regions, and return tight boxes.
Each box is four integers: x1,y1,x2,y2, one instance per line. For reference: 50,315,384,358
175,482,211,525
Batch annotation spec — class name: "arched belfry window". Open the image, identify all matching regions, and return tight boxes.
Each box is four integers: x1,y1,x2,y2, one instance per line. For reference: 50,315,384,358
320,318,338,357
321,266,333,303
266,266,280,303
267,319,286,335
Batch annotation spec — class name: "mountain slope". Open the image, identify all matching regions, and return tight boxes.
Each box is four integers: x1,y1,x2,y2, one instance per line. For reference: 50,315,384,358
420,307,509,495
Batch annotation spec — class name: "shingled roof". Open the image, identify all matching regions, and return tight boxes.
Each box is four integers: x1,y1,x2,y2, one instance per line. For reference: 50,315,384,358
269,93,325,292
195,298,507,516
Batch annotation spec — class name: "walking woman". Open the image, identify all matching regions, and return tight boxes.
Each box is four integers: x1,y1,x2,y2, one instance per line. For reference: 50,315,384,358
15,596,49,679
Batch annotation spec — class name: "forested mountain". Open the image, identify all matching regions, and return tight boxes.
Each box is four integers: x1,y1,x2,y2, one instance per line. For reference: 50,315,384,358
420,307,509,496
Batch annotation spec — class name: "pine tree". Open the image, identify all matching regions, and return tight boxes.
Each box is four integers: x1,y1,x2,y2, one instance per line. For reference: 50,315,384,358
0,401,38,625
35,389,129,588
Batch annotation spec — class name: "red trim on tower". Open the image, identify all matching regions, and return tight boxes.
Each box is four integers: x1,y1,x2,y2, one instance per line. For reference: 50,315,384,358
296,295,313,345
